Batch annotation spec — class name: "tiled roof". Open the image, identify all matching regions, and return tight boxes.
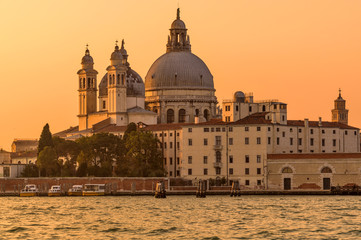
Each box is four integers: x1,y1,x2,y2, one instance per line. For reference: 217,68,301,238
93,124,128,133
11,151,37,159
53,126,79,138
231,112,271,125
268,153,361,159
143,123,186,131
287,120,358,129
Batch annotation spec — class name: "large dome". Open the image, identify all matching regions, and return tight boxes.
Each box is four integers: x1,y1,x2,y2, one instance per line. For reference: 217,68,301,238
145,51,214,90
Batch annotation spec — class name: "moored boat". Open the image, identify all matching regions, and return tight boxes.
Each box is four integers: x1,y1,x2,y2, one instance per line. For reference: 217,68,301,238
67,185,83,196
20,184,39,197
48,185,62,196
82,184,105,196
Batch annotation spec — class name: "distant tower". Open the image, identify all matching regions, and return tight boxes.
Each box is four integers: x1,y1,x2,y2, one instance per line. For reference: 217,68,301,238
166,8,191,53
106,41,127,114
331,89,348,125
77,45,98,129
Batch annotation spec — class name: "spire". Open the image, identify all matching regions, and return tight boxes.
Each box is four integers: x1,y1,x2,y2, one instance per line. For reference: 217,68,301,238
339,88,341,98
85,44,90,55
177,8,180,19
167,8,191,53
115,40,119,51
121,39,125,49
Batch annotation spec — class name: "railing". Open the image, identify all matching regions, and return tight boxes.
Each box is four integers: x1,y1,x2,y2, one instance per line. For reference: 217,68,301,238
213,145,223,150
213,162,222,168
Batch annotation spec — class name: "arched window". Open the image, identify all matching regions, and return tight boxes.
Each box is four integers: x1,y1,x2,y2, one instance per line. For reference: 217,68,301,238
179,109,186,123
204,109,209,121
216,151,221,163
112,74,115,84
282,167,293,173
262,105,266,112
109,74,112,85
117,74,120,85
87,78,91,88
167,109,174,123
122,74,125,85
321,167,332,173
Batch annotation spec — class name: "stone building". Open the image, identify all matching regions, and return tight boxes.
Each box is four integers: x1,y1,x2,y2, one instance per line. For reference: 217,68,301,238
144,9,218,124
11,139,38,153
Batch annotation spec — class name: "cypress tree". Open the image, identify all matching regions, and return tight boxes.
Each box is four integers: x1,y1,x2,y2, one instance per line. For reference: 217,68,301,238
38,123,54,155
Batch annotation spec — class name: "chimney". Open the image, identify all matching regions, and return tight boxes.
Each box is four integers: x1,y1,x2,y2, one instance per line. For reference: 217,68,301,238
304,118,309,128
318,117,322,127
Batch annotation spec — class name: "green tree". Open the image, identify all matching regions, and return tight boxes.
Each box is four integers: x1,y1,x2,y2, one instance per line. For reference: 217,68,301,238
37,146,59,177
123,122,137,141
38,123,53,155
124,130,165,177
21,164,39,177
53,136,79,176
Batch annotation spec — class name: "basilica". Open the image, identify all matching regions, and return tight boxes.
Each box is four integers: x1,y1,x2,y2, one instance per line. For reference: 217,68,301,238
51,9,361,191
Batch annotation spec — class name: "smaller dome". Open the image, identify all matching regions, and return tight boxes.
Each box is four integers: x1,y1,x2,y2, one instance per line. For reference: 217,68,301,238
110,45,123,61
171,19,186,29
81,49,93,64
233,91,245,102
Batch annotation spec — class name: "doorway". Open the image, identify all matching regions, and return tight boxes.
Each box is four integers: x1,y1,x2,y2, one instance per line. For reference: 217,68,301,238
284,178,291,190
323,178,331,190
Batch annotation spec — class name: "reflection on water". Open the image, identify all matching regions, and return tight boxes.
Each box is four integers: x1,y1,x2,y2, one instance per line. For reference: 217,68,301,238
1,196,361,239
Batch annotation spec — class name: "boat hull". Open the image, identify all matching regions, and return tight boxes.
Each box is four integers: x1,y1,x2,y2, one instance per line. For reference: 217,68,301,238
82,192,105,196
20,192,37,197
48,192,61,197
68,192,82,196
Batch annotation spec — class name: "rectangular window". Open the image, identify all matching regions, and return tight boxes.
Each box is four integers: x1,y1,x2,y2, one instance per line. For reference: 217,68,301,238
245,168,249,175
245,137,249,145
203,156,208,164
333,130,336,134
222,127,226,132
176,170,180,176
290,128,293,132
277,128,279,132
165,133,167,137
216,127,221,132
188,156,192,164
177,157,180,165
177,142,180,149
257,168,261,175
333,139,336,147
345,131,348,135
204,128,209,132
290,138,293,145
282,132,285,137
257,127,261,131
164,142,167,149
164,158,167,165
245,126,249,131
216,136,221,145
268,137,271,145
229,138,233,145
310,138,314,146
322,139,325,147
299,129,302,133
257,137,261,145
188,128,192,132
188,139,193,146
169,171,173,177
310,129,314,134
257,155,261,163
257,180,262,186
245,155,249,163
277,137,280,145
229,168,233,175
204,168,208,175
229,127,233,132
170,142,173,149
322,130,325,134
102,101,106,109
170,133,173,137
204,138,208,146
188,169,192,175
170,157,173,165
249,106,252,112
216,168,221,175
245,180,250,186
298,138,302,145
268,127,271,132
229,155,233,164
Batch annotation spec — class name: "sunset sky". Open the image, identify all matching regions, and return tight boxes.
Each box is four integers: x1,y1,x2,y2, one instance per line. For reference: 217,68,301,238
0,0,361,151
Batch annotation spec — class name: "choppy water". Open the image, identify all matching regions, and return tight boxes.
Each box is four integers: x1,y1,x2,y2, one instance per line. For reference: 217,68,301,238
1,195,361,239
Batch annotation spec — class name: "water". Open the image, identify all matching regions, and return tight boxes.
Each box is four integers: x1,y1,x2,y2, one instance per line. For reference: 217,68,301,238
1,196,361,239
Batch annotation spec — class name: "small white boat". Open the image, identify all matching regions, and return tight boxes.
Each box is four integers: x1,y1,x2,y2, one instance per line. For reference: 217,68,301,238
83,184,105,196
20,184,39,197
67,185,83,196
48,185,62,196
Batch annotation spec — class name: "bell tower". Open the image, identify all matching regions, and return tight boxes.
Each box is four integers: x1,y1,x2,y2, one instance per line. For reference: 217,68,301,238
106,41,127,115
77,45,98,130
166,8,191,53
331,89,348,125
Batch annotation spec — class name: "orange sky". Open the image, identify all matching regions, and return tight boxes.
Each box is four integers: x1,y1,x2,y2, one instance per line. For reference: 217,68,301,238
1,0,361,151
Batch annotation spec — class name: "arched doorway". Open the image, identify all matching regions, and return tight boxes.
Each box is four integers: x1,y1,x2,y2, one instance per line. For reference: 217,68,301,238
167,109,174,123
321,167,332,190
282,167,293,190
179,109,186,123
